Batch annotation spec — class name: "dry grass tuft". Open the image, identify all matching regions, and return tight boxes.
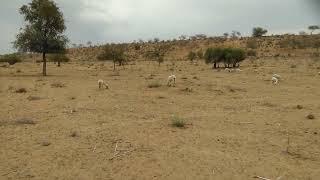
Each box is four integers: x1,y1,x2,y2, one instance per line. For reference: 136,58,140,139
171,115,186,128
307,114,315,120
15,88,27,93
51,82,65,88
148,81,162,88
15,118,36,125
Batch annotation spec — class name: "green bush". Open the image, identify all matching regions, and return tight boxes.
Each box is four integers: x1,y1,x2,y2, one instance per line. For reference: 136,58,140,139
0,53,22,65
205,47,246,68
246,39,258,49
171,115,186,128
148,81,162,88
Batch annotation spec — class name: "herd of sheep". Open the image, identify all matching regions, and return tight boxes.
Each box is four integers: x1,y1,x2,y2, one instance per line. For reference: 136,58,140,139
97,68,288,90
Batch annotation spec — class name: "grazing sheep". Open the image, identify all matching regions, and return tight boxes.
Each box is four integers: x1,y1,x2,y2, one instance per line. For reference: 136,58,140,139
273,74,281,79
225,68,234,72
98,79,109,89
272,77,279,85
236,68,242,72
167,75,176,87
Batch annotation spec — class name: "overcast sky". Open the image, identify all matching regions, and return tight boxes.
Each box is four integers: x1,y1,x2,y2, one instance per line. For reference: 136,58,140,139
0,0,319,54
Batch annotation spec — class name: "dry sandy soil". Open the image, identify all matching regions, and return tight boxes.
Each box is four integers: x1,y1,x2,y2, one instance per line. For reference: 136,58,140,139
0,58,320,180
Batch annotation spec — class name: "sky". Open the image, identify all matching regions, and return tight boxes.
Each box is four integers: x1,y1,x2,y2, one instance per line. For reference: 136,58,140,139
0,0,319,54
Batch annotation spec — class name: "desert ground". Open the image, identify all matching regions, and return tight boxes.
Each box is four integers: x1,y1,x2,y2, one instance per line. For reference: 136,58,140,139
0,58,320,180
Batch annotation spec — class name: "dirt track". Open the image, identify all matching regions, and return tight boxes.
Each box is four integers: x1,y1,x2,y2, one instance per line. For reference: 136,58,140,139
1,58,320,180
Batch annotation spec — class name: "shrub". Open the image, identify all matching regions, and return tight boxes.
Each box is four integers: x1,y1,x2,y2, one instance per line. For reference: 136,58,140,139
15,88,27,93
15,118,36,125
148,81,162,88
0,53,22,65
171,115,186,128
247,49,257,57
246,39,258,49
51,82,65,88
187,51,197,62
197,50,204,59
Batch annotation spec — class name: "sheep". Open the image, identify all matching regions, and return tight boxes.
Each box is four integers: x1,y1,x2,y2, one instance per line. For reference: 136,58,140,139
236,68,242,72
225,68,233,72
272,77,278,85
318,72,320,75
98,79,109,89
273,74,281,79
167,75,176,87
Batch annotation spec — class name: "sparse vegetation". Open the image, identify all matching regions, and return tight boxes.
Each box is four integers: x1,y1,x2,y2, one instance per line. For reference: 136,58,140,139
51,82,65,88
187,51,197,63
0,53,22,65
15,88,27,93
15,118,36,125
148,81,162,88
98,44,126,71
171,115,186,128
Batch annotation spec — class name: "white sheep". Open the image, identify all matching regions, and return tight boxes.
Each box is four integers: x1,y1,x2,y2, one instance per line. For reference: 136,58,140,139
98,79,109,89
273,74,281,79
236,68,242,72
225,68,234,72
167,75,176,87
272,77,278,85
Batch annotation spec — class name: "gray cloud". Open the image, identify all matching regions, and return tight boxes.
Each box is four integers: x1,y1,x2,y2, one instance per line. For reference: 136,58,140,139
0,0,319,54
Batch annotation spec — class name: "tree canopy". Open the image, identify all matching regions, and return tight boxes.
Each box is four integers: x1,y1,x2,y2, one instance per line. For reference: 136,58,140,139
252,27,268,37
14,0,68,75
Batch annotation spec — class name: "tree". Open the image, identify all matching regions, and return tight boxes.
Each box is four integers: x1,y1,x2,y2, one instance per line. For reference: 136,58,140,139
252,27,268,37
145,44,169,66
308,25,320,35
223,33,229,39
204,47,224,69
14,0,68,76
179,35,187,41
231,31,241,38
87,41,92,47
48,52,69,67
187,51,197,63
205,47,246,68
98,44,126,71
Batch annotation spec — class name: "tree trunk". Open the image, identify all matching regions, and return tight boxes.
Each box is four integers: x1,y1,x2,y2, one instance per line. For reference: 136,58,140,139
213,63,217,69
42,52,47,76
58,60,61,67
113,61,116,71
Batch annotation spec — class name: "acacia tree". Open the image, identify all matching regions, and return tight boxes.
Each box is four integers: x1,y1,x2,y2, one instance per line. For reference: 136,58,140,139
14,0,67,76
308,25,320,35
98,44,126,71
252,27,268,37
